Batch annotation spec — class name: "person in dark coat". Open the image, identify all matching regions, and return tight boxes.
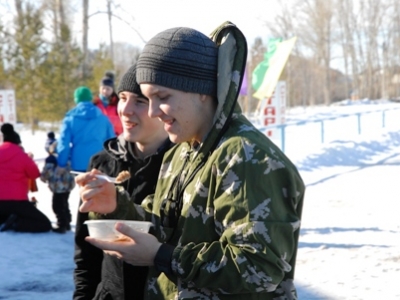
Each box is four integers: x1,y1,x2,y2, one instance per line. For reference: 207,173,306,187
73,63,173,300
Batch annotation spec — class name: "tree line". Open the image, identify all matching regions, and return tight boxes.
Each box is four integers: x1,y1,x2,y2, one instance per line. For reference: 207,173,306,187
0,0,140,131
259,0,400,108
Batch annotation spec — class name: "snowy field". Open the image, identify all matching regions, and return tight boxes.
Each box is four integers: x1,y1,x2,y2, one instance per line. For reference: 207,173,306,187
1,100,400,299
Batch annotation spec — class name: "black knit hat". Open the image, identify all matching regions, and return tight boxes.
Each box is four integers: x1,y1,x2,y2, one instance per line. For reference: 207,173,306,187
100,71,115,89
1,123,21,145
47,131,55,139
45,131,56,153
117,63,146,98
136,27,218,97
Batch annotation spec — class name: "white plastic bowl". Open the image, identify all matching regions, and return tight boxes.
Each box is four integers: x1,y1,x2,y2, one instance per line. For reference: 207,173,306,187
84,220,153,241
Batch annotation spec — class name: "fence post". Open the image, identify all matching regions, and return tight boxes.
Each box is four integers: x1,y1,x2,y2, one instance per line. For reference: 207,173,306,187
280,124,286,152
320,120,324,143
255,106,400,153
382,110,386,128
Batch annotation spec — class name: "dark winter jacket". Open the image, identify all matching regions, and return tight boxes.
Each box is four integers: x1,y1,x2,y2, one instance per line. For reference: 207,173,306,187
73,135,174,300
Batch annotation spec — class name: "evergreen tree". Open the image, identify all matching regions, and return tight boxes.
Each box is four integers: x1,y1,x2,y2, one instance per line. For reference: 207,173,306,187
86,43,114,96
41,23,83,124
4,2,47,131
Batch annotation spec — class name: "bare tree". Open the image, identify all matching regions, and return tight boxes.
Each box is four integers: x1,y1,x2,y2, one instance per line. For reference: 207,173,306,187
261,0,400,105
389,0,400,97
106,0,114,67
247,37,267,112
297,0,334,105
84,0,146,70
262,1,305,107
82,0,89,78
336,0,358,99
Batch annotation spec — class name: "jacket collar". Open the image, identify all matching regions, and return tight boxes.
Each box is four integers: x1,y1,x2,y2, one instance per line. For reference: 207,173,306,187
104,135,173,162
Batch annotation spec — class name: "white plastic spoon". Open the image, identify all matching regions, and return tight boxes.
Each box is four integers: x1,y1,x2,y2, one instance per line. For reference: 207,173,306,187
70,171,119,183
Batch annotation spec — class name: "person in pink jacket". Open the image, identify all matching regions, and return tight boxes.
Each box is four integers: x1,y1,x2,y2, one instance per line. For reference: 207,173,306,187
0,123,52,233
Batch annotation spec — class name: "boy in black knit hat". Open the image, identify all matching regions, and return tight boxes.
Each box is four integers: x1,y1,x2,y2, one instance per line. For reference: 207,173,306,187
73,63,173,300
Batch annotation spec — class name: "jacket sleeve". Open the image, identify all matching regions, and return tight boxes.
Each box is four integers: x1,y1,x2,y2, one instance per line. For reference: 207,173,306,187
73,205,103,300
170,141,305,294
23,153,40,180
57,118,72,168
40,156,56,182
73,155,104,300
40,163,52,182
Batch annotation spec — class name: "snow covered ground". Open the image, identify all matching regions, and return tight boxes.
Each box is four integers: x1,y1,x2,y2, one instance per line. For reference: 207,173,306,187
1,100,400,300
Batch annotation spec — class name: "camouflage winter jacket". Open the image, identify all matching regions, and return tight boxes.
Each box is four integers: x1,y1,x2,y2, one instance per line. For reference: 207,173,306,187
92,21,305,299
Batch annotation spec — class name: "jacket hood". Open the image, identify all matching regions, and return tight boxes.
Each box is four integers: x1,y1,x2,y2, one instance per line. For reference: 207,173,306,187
103,135,174,162
191,22,247,159
103,135,130,161
0,142,22,162
211,22,247,125
66,102,103,119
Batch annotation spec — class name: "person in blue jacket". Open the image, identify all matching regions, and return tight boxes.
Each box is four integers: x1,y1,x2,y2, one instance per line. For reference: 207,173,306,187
57,86,115,173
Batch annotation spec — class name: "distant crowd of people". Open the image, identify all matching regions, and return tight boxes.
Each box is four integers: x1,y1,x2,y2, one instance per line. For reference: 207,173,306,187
0,21,306,300
0,72,120,233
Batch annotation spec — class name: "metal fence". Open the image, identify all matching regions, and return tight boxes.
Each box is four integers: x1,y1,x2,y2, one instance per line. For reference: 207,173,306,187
254,106,400,153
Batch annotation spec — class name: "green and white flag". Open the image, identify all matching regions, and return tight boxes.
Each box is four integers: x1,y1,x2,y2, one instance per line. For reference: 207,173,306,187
251,38,282,92
253,37,297,100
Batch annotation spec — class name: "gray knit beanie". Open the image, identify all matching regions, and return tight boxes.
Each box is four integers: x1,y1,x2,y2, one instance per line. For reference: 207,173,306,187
136,27,218,97
117,63,146,98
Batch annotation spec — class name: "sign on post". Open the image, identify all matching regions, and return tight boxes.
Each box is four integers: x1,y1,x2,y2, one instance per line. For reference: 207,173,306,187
0,90,17,125
259,81,286,139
